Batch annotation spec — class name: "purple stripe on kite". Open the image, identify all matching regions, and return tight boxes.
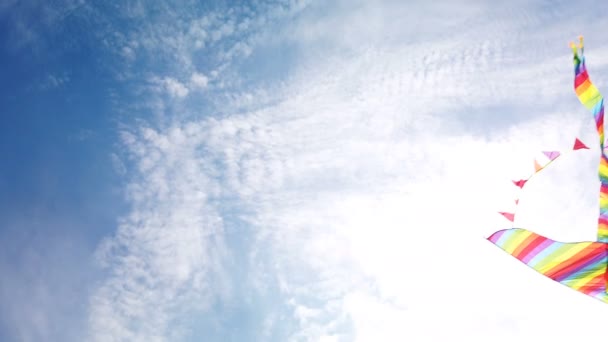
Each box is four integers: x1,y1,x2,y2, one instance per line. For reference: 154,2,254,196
521,238,553,264
595,292,608,300
591,290,608,300
554,252,607,282
593,99,604,118
488,230,507,244
576,60,587,74
527,241,564,268
558,259,607,286
493,229,517,247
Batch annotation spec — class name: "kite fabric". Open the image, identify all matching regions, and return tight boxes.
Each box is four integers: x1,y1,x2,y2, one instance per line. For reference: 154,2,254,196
572,36,608,243
487,36,608,304
488,229,608,302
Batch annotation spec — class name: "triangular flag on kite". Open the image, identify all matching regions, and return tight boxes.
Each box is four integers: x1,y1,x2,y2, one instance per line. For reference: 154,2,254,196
573,138,589,150
513,179,527,188
542,151,560,160
499,212,515,222
534,159,543,172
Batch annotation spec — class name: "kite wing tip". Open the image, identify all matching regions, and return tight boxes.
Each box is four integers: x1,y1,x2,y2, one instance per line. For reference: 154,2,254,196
487,228,508,242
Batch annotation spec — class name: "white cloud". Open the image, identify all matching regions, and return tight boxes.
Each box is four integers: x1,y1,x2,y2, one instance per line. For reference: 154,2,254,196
190,72,209,89
97,0,313,96
211,21,235,42
156,77,189,98
121,45,136,62
88,124,230,341
40,73,70,90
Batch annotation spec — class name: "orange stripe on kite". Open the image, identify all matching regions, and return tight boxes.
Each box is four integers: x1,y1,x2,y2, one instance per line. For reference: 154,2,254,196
576,79,592,95
544,245,605,280
576,273,606,294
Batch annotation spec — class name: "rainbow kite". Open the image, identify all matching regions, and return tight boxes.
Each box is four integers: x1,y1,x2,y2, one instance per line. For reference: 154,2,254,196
487,36,608,303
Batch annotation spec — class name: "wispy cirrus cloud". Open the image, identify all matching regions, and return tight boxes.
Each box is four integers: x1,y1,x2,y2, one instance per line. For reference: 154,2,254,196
85,2,316,340
88,124,231,341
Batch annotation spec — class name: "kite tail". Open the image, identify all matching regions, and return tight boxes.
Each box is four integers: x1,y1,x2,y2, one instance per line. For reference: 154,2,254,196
572,36,604,143
571,36,608,243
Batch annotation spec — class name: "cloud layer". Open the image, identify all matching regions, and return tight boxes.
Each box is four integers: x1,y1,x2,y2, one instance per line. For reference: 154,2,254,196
5,0,608,341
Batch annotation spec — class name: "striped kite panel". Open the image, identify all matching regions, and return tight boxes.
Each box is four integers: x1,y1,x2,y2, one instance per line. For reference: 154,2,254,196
488,228,608,303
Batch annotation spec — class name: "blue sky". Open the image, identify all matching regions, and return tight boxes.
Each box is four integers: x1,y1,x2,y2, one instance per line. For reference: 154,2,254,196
2,0,608,341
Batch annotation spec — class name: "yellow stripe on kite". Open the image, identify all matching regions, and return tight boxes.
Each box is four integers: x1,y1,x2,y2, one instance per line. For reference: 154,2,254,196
535,243,591,273
502,230,534,254
580,89,602,109
569,266,606,291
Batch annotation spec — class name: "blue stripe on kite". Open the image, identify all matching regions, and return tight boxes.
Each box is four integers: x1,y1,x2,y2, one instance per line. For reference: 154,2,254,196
494,229,517,248
527,241,564,268
555,252,606,282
